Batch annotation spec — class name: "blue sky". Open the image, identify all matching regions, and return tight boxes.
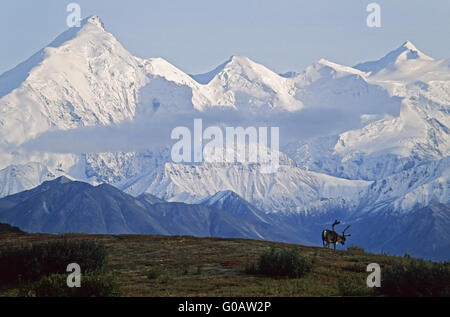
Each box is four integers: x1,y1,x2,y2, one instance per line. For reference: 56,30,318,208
0,0,449,75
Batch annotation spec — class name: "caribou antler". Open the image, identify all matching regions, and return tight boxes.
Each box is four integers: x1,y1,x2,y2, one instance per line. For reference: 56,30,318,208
342,224,351,237
331,220,340,231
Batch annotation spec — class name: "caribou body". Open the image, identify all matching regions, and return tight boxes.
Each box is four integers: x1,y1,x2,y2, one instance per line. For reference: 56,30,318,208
322,220,351,249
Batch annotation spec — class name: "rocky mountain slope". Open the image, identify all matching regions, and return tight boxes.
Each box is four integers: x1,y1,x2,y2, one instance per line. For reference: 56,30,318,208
0,177,305,243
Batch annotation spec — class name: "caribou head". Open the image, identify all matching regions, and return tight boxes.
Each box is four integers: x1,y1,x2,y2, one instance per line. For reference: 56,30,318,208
337,224,351,246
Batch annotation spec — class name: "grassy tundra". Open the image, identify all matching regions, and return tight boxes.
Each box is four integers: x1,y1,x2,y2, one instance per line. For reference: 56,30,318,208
0,232,448,297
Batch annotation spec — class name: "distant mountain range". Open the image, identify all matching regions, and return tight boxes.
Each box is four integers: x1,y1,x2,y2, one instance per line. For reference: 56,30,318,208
0,15,448,260
0,177,306,244
1,177,449,261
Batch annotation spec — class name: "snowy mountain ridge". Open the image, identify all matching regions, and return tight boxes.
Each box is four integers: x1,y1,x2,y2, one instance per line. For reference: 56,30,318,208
0,15,448,223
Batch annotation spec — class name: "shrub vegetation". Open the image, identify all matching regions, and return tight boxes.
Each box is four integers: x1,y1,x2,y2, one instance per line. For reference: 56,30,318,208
0,239,107,284
19,273,120,297
246,248,312,278
380,259,450,297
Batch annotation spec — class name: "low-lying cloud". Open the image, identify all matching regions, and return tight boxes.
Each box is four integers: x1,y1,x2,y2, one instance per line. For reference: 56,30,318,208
20,107,362,154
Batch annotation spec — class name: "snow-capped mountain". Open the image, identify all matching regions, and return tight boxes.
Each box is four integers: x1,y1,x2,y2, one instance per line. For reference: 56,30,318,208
0,162,59,198
0,16,149,147
119,161,370,214
192,55,303,112
291,58,401,118
283,41,450,181
354,41,434,75
0,15,448,259
361,157,450,214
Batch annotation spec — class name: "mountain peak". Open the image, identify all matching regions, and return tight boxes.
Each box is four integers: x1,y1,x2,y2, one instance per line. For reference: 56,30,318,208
303,58,366,80
401,40,417,50
213,190,240,199
81,15,105,30
228,55,251,64
394,40,432,61
0,15,109,98
190,56,256,84
198,190,242,205
43,176,73,185
354,41,433,74
314,58,354,71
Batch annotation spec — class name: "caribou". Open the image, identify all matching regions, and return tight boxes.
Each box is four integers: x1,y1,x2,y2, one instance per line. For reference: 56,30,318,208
322,220,351,249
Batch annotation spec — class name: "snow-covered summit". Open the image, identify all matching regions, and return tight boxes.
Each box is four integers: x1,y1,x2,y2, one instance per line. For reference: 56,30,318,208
354,41,434,75
187,55,304,112
82,15,105,30
0,14,150,147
